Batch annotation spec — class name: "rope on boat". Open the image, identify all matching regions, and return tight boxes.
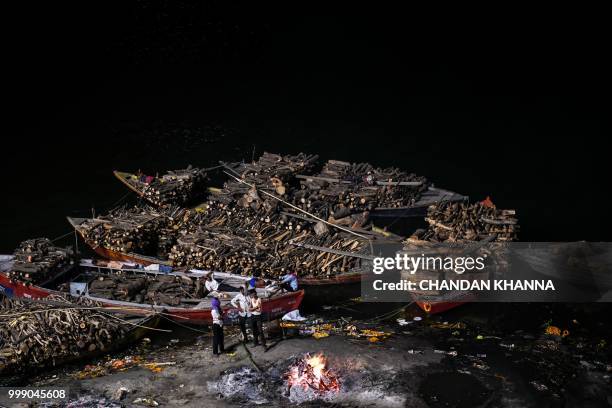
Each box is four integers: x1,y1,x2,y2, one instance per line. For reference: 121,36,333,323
159,314,210,334
223,171,370,240
91,309,172,332
50,230,77,243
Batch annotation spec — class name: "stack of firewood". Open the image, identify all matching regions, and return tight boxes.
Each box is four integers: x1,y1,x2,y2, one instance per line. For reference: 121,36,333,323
219,152,320,200
141,166,208,206
0,296,128,374
76,153,443,279
293,159,429,218
423,201,519,242
88,273,200,306
169,223,368,278
80,206,168,254
8,238,73,285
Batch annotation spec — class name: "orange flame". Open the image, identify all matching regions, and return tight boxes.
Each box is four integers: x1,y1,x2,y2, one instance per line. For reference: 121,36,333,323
285,353,340,393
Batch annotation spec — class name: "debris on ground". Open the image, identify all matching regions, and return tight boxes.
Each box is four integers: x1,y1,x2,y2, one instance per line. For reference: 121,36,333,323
133,397,160,407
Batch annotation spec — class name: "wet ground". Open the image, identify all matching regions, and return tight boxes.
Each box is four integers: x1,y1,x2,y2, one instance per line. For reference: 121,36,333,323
1,302,610,407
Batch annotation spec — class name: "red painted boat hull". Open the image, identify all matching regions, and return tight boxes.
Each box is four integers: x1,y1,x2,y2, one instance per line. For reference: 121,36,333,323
0,274,52,299
300,273,465,314
0,273,304,325
160,290,305,325
415,300,466,314
70,221,465,315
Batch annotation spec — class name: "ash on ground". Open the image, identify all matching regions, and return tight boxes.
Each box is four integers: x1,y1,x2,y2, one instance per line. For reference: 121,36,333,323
209,353,415,407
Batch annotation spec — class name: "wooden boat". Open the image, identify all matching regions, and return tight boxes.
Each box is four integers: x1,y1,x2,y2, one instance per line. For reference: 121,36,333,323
71,264,305,325
67,216,460,314
370,186,468,218
0,255,78,298
402,235,499,313
67,217,171,266
113,170,149,198
1,262,304,325
113,169,210,207
68,208,468,315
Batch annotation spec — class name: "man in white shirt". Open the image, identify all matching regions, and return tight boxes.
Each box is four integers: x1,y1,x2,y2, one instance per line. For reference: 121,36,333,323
249,289,266,348
211,297,225,355
203,273,219,297
230,286,250,342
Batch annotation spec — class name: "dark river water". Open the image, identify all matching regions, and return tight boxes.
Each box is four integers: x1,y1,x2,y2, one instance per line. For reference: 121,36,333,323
2,5,608,252
0,99,607,253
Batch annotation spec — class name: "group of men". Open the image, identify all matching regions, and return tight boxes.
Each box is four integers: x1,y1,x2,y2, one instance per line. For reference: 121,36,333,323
205,271,299,356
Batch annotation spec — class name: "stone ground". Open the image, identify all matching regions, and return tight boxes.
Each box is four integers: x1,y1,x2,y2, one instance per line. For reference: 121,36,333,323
2,303,610,407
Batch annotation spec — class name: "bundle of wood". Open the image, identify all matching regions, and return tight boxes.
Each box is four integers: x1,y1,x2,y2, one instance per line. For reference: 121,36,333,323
293,159,430,218
169,220,368,278
141,166,208,206
80,205,168,255
88,273,199,306
8,238,73,285
423,201,518,242
0,296,128,374
83,184,372,278
169,229,268,275
220,152,319,199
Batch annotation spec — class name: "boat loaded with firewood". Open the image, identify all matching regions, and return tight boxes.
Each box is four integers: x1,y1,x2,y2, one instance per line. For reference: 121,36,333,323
64,152,519,314
69,262,304,324
66,212,403,309
403,198,519,312
1,256,303,326
113,166,209,207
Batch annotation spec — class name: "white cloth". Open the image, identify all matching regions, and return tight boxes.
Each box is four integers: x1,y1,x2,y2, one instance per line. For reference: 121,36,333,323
205,278,219,292
211,308,223,326
282,309,306,321
230,293,251,317
250,297,262,316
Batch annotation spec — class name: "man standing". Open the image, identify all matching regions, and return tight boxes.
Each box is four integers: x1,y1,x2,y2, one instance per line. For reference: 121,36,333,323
249,289,266,349
230,286,250,342
211,297,225,356
203,272,219,297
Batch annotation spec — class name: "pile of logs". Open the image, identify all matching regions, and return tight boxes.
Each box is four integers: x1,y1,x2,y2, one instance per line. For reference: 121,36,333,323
76,153,452,279
88,273,200,306
219,152,320,199
80,205,168,255
423,201,519,242
293,160,430,219
168,212,369,278
0,296,128,374
141,166,208,206
8,238,73,285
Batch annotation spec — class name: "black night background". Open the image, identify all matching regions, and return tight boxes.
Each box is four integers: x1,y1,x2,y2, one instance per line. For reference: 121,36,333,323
3,3,609,248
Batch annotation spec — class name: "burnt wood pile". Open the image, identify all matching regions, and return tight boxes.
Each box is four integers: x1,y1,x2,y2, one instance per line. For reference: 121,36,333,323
422,201,519,242
87,272,201,305
0,296,128,374
80,205,167,254
8,238,73,285
141,166,208,206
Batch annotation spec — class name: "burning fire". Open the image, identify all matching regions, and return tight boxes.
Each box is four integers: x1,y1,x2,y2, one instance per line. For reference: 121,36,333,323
285,353,340,393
